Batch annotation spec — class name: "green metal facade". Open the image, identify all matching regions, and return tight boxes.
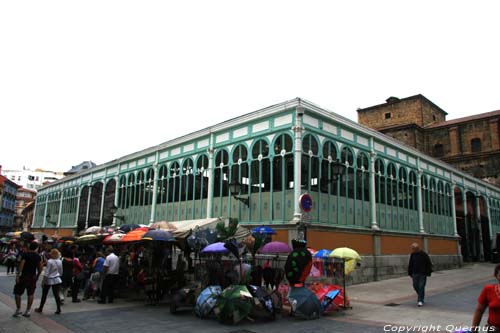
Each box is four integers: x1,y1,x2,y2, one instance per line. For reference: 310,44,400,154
32,98,500,242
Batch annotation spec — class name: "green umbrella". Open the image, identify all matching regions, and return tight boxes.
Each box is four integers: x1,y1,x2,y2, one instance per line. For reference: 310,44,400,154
214,285,254,324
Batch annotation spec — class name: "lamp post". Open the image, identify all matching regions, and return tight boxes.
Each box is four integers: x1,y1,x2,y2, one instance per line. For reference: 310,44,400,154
228,180,250,207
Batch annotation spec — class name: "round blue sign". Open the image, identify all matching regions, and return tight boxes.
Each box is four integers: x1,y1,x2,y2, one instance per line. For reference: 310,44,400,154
299,193,313,213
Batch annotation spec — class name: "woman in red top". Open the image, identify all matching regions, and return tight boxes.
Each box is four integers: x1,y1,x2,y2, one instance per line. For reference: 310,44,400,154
472,264,500,331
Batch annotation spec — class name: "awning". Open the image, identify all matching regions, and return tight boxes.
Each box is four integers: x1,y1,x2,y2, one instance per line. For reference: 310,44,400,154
149,217,224,239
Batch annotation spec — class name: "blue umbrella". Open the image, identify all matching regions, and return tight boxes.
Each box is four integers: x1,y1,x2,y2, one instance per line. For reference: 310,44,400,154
251,226,276,235
142,229,176,242
195,285,222,318
313,249,332,258
201,242,229,254
119,224,141,233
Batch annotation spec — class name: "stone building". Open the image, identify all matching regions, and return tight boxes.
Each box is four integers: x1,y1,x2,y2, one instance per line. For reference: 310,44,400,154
357,95,500,187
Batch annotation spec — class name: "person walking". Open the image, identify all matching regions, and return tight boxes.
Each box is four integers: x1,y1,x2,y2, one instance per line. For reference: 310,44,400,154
4,243,18,274
35,249,63,315
472,264,500,332
408,242,433,307
12,241,43,317
99,247,120,304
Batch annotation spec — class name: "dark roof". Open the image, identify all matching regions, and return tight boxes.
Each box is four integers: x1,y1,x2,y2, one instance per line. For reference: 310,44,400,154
64,161,97,175
357,94,448,116
426,109,500,129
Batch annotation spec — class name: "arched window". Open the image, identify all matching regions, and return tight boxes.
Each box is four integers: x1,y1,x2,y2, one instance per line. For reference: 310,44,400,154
302,135,320,192
195,155,209,201
119,175,127,209
273,133,294,192
340,147,355,198
145,169,154,206
182,159,194,202
375,159,386,205
214,150,229,198
250,140,270,194
136,171,145,206
231,144,249,196
320,141,339,194
471,138,481,153
128,174,136,208
157,165,168,205
168,162,180,203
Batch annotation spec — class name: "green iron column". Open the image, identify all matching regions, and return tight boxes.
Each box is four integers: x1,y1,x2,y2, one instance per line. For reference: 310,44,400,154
43,194,49,228
451,184,459,237
369,151,379,230
486,196,493,249
99,181,106,227
207,133,215,218
417,169,424,233
475,193,484,261
150,159,159,223
84,184,92,230
292,105,304,222
113,176,119,227
57,191,64,228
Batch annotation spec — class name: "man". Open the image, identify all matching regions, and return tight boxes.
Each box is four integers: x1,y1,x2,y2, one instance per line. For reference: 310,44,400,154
99,247,119,304
13,241,43,317
408,242,433,307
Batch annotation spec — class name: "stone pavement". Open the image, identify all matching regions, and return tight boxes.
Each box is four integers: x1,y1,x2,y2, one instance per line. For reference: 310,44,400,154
0,263,495,333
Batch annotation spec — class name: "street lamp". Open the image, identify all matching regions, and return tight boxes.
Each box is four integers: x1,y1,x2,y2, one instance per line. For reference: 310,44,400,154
228,180,250,207
109,205,125,222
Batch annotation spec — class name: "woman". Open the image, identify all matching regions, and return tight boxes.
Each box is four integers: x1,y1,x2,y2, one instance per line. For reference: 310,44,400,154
4,243,18,274
472,264,500,331
35,249,62,314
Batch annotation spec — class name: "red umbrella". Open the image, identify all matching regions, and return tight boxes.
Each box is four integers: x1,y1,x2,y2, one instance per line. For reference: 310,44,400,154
122,229,147,242
102,233,125,244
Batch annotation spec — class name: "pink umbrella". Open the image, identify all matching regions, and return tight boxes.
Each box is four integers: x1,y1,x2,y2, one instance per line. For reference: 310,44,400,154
259,241,292,254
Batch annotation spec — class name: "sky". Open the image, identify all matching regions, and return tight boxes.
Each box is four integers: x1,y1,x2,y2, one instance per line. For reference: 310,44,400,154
1,1,500,172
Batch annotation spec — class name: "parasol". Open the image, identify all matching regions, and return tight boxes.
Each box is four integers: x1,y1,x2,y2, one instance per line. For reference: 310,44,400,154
251,226,276,235
259,241,292,254
329,247,361,275
121,229,147,242
195,285,222,319
85,226,102,234
118,224,141,233
201,242,229,254
142,229,176,242
75,234,102,245
214,285,254,324
313,249,331,258
102,233,125,244
288,286,321,320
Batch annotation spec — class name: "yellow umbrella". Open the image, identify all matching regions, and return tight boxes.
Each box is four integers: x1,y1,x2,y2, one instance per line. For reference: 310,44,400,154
329,247,361,275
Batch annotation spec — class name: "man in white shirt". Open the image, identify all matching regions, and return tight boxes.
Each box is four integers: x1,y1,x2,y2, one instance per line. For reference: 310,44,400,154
98,247,120,304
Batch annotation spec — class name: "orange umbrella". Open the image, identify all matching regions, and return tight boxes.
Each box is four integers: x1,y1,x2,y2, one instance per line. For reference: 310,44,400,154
122,229,147,242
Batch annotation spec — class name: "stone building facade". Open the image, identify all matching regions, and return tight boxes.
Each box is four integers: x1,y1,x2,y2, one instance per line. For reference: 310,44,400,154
358,95,500,187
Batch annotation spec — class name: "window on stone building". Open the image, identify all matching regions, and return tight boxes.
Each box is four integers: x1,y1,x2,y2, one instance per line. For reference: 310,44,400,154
433,144,444,157
471,138,481,153
385,112,391,119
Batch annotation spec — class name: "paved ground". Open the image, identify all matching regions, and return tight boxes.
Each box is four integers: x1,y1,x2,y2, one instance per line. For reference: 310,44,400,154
0,263,495,333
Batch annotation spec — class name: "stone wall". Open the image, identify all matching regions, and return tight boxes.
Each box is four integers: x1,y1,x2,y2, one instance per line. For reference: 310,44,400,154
346,254,463,285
